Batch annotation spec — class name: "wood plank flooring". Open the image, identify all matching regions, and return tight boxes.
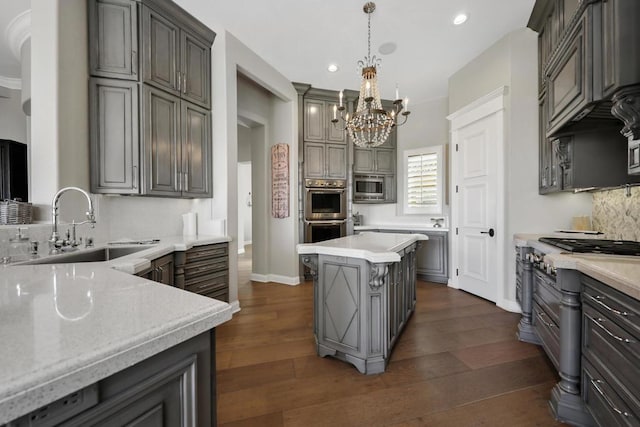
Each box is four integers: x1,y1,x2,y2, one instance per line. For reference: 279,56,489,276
217,248,567,426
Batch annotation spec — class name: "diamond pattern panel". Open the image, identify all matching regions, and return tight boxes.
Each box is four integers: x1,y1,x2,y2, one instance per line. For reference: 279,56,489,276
323,264,359,349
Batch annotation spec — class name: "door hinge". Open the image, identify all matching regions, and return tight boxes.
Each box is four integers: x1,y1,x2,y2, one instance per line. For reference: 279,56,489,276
456,227,458,235
455,144,459,152
456,268,459,276
455,185,459,193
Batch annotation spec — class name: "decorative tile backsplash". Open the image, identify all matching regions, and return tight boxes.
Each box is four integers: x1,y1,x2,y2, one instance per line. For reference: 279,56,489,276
592,186,640,240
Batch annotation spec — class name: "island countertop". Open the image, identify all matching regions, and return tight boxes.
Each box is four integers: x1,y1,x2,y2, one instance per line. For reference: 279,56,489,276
297,232,428,263
0,236,233,424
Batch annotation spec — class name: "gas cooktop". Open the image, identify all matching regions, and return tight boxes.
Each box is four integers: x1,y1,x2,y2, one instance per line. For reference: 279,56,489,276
539,237,640,256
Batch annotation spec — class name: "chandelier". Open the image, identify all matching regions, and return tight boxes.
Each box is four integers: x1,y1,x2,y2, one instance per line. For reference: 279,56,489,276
332,2,410,148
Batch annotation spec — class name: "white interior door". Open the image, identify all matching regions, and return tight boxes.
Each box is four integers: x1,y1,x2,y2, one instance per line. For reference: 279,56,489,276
454,113,499,302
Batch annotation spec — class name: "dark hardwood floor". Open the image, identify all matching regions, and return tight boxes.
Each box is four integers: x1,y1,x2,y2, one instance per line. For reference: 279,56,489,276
216,247,567,426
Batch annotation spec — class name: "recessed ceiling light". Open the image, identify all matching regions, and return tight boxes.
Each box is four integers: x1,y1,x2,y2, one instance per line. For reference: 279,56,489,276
327,64,339,73
453,13,468,25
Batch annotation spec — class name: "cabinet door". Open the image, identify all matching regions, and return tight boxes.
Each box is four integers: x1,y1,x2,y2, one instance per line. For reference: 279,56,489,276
153,253,175,286
629,139,640,175
89,0,138,80
375,149,395,173
142,85,181,196
181,101,212,197
181,30,211,108
416,233,448,283
303,142,325,178
303,99,326,142
327,104,345,143
353,148,374,173
142,5,180,95
90,78,140,194
546,12,591,135
326,144,347,179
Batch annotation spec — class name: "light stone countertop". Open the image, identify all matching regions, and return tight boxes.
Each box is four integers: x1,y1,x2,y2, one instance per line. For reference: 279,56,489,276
355,224,449,232
514,233,640,301
0,235,233,424
297,232,428,263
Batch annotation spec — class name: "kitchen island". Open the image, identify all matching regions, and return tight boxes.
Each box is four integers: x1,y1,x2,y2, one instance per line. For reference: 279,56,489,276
0,239,232,426
297,232,427,374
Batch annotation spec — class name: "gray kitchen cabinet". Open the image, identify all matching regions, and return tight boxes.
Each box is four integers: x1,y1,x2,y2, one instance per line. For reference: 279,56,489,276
90,78,140,194
303,141,347,180
8,331,216,427
353,148,395,174
353,148,374,173
415,230,448,284
135,253,175,286
375,149,395,173
88,0,215,197
582,274,640,426
545,9,592,136
141,4,211,109
530,0,640,189
142,86,211,197
303,98,345,144
174,243,229,301
88,0,138,80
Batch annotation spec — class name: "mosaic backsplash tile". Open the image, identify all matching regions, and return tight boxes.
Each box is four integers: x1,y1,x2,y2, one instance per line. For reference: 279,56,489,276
592,186,640,240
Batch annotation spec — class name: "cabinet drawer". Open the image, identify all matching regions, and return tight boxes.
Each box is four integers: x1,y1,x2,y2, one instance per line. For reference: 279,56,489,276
533,302,560,370
186,244,227,263
185,270,227,293
582,275,640,339
184,258,227,280
583,359,638,427
583,303,640,405
533,269,561,324
202,288,228,302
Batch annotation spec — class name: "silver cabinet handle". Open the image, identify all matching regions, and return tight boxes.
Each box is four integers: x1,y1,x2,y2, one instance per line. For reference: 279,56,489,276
132,165,137,189
585,293,633,317
590,378,633,419
184,172,188,192
587,314,635,344
132,50,137,75
536,311,555,328
176,171,182,191
183,73,187,94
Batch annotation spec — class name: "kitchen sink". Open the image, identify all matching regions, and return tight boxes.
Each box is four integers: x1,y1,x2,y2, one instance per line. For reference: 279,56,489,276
22,246,153,265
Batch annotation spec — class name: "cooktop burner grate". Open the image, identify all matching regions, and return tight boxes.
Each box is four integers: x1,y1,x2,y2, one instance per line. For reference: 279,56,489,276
539,237,640,256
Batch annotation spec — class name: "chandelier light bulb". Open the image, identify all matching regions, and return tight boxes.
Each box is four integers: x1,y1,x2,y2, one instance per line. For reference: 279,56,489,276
453,13,468,25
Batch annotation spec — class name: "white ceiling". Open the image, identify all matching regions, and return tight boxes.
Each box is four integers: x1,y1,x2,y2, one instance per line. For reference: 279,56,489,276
1,0,537,103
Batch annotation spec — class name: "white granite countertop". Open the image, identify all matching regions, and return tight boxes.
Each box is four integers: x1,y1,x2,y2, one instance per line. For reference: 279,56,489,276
297,232,428,263
355,224,449,232
0,235,232,424
513,233,640,301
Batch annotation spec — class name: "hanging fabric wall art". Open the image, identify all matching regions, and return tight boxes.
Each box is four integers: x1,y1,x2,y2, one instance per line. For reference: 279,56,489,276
271,143,289,218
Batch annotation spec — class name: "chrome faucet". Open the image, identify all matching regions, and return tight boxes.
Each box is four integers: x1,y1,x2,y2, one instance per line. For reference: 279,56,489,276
49,187,96,254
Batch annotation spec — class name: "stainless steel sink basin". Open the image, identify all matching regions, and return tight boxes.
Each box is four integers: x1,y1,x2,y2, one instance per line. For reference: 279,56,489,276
23,246,153,265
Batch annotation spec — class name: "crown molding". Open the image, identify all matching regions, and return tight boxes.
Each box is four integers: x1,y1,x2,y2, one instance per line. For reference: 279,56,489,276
5,9,31,61
0,76,21,91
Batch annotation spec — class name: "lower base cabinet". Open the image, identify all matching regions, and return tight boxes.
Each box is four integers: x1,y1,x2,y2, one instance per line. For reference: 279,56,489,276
136,252,175,285
6,331,217,427
175,243,229,302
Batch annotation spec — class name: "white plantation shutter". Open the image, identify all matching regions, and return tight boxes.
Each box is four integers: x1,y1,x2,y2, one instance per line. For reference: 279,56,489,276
403,145,444,214
407,152,438,207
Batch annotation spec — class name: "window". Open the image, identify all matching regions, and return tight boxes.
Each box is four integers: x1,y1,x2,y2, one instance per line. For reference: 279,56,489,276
403,145,444,214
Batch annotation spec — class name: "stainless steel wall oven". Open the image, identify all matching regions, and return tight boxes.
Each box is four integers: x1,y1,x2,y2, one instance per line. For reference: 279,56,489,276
304,179,347,221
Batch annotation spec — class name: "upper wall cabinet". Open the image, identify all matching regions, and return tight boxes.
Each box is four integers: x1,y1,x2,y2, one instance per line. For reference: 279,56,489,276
303,99,345,144
88,0,215,197
142,5,211,108
88,0,138,80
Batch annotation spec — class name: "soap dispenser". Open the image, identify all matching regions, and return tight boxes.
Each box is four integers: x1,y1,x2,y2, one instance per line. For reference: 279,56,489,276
9,227,30,262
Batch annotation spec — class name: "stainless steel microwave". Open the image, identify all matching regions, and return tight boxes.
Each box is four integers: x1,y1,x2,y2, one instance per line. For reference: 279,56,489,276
353,175,384,201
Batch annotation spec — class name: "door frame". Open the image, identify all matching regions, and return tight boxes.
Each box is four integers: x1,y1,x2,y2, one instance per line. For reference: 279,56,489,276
447,87,510,309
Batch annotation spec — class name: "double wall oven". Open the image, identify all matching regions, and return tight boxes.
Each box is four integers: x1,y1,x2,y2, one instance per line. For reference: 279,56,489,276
304,179,347,243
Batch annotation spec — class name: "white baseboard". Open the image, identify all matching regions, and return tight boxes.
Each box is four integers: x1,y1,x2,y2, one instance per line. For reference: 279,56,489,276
447,279,459,289
497,298,521,313
250,273,300,286
237,247,245,255
229,300,241,313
